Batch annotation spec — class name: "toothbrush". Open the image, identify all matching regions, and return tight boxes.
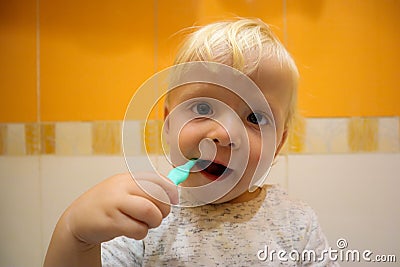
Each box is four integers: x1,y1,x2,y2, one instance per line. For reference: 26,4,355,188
167,159,198,185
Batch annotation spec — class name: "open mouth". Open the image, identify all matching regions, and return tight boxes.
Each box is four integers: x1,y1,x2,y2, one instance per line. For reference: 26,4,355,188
195,159,232,181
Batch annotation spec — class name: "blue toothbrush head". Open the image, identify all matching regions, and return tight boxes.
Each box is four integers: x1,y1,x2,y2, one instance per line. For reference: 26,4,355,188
167,159,198,185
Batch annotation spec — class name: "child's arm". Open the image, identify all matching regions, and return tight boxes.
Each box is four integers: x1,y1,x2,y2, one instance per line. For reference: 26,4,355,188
44,173,178,267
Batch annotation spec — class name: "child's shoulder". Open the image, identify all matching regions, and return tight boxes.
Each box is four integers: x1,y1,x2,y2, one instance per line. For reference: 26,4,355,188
265,184,315,211
262,185,334,265
264,184,320,229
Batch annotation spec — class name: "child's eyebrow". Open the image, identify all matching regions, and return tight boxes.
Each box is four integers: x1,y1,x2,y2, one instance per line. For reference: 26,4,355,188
174,84,215,100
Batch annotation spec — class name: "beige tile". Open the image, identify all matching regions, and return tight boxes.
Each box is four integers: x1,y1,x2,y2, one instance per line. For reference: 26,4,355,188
328,119,350,153
25,123,40,155
41,123,55,154
55,122,92,155
92,121,122,155
287,154,400,254
378,117,399,152
122,120,142,156
7,123,26,155
0,157,42,266
0,124,6,155
348,117,378,152
304,119,328,154
142,120,163,155
304,118,349,154
287,116,305,153
40,156,127,257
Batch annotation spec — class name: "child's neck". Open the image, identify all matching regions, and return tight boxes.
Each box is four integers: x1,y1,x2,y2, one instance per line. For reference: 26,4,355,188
227,186,263,204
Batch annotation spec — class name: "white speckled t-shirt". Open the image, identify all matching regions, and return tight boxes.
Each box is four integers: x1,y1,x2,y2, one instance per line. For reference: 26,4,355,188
102,185,339,266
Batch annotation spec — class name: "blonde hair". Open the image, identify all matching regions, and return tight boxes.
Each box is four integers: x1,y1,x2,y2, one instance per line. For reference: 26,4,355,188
173,18,299,130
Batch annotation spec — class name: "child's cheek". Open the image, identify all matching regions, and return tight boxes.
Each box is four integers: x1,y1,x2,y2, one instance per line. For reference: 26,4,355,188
247,132,262,161
165,120,196,165
177,123,201,156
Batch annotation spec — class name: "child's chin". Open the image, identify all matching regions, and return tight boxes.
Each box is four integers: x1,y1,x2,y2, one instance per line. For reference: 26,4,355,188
180,176,212,188
213,185,251,203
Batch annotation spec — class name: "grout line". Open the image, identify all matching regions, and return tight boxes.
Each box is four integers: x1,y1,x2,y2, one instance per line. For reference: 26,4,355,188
36,0,41,126
35,0,46,262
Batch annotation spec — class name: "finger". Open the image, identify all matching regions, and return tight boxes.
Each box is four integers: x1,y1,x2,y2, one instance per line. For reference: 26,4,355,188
119,195,164,228
110,212,150,240
131,180,172,218
129,172,179,205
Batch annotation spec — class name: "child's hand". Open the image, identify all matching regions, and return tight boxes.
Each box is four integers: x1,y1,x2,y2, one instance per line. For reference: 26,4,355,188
67,172,178,243
44,173,178,267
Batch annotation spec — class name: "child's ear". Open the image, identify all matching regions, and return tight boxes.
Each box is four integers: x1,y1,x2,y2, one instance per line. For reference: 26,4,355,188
274,129,288,157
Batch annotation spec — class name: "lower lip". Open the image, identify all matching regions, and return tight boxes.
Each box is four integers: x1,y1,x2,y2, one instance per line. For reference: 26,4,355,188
200,169,232,182
200,170,220,181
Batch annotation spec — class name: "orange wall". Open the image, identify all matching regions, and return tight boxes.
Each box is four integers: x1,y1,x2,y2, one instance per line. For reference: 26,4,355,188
287,0,400,117
1,0,399,122
0,1,37,122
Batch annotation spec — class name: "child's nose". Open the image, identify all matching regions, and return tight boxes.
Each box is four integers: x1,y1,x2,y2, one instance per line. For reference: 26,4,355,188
207,117,242,150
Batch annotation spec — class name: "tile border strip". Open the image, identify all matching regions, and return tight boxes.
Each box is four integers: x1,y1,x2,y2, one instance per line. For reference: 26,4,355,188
0,117,398,156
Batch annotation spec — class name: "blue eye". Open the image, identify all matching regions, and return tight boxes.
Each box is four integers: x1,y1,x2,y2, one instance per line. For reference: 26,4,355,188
247,113,269,125
192,102,212,115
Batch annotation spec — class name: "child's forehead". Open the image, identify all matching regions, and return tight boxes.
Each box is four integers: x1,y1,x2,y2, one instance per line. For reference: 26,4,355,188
168,83,251,106
167,61,292,104
173,83,235,97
